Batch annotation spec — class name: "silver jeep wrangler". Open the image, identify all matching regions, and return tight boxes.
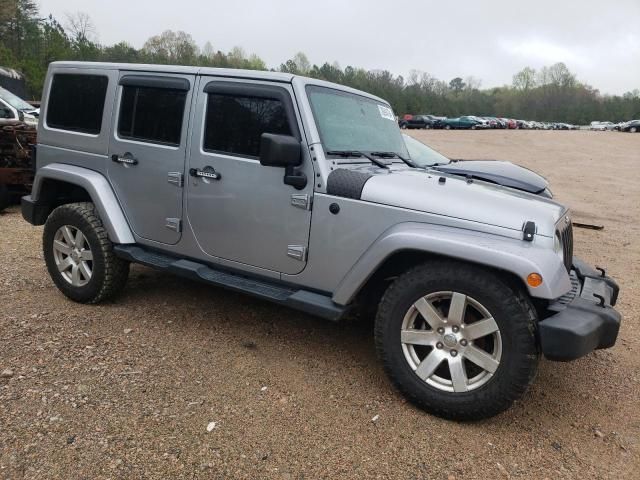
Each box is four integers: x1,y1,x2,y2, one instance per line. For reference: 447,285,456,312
22,62,622,420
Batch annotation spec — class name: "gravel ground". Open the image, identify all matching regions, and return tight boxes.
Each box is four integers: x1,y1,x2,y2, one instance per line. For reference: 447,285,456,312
1,130,638,479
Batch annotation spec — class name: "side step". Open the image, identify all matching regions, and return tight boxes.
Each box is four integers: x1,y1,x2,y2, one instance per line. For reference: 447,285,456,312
113,245,345,321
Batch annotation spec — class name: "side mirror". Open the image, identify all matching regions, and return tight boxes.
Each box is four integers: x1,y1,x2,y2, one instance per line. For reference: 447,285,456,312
259,133,301,167
259,133,307,190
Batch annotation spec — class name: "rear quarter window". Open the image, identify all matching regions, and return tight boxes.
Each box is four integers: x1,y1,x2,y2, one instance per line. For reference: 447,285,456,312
46,74,109,134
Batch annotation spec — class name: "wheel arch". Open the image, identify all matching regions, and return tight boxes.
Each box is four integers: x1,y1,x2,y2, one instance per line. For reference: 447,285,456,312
29,163,134,244
332,222,571,308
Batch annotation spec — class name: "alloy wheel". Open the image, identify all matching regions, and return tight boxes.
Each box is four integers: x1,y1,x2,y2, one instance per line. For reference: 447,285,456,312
400,291,502,393
52,225,93,287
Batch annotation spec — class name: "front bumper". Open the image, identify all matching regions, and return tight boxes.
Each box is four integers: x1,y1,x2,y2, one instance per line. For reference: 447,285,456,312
539,257,622,361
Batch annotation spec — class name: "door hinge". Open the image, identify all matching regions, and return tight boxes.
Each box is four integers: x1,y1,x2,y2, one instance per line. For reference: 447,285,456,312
287,245,307,261
165,218,182,233
167,172,183,187
291,194,312,210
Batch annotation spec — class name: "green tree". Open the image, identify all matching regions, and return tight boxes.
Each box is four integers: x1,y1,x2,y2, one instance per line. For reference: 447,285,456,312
449,77,465,93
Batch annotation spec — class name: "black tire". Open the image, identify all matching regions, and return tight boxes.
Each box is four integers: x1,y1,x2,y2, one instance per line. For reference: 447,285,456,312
631,127,638,133
0,184,9,212
444,124,452,130
374,261,539,420
43,202,129,304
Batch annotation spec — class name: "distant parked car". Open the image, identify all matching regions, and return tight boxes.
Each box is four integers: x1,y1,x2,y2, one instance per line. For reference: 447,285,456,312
0,86,39,126
480,116,499,128
399,114,439,129
590,121,615,131
621,120,640,133
443,116,485,130
492,117,507,128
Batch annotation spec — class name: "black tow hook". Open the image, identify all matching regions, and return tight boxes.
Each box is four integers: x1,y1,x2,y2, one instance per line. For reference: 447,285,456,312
592,294,606,308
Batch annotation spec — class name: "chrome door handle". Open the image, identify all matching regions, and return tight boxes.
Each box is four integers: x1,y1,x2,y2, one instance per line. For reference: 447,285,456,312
189,167,221,180
111,154,138,165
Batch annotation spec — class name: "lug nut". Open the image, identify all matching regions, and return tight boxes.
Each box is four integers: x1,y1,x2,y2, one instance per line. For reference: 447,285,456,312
452,326,459,333
460,339,468,347
436,342,443,349
437,327,445,334
450,350,458,357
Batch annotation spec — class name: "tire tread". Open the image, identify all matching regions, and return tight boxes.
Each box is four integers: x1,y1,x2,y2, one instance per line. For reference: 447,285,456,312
374,260,539,420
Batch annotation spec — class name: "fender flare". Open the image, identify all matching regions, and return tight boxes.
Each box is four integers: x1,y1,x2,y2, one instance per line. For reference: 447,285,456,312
332,222,571,304
31,163,135,244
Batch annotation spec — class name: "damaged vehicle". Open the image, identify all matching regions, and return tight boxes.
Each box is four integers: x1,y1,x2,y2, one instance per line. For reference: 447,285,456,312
22,62,622,420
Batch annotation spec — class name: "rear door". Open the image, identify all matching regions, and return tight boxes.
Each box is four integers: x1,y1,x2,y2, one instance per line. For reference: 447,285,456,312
108,72,195,245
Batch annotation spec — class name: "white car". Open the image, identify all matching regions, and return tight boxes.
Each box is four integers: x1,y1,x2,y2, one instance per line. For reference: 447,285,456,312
0,86,39,127
590,121,614,131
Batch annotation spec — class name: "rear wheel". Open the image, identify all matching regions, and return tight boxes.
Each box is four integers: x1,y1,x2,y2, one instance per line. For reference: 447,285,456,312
43,202,129,303
374,261,539,420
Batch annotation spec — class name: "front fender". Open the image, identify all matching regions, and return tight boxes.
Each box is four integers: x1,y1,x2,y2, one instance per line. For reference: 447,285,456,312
30,163,134,244
332,222,571,304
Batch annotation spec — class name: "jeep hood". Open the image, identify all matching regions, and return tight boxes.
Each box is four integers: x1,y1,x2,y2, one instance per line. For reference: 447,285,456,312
432,160,549,195
359,168,564,237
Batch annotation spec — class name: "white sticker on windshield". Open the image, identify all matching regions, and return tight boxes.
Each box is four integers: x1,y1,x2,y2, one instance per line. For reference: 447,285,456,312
378,105,395,121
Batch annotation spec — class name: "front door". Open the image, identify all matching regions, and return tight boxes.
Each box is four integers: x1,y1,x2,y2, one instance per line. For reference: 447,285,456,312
186,78,313,274
108,72,195,245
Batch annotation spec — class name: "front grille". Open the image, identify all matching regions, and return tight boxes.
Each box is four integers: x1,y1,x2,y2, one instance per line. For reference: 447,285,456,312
557,219,574,272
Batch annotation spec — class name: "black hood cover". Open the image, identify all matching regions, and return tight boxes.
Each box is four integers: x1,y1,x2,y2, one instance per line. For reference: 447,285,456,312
433,160,549,194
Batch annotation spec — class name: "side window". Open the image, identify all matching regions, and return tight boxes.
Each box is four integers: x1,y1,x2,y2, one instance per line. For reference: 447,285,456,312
203,93,292,158
118,86,187,145
46,74,108,134
0,101,15,119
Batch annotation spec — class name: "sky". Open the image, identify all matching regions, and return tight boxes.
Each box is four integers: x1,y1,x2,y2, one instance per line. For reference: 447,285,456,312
38,0,640,95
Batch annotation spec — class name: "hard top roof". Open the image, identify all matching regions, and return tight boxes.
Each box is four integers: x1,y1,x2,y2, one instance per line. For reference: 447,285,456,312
49,61,389,104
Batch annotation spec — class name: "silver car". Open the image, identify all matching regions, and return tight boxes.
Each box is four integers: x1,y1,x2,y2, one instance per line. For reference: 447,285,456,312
22,62,622,420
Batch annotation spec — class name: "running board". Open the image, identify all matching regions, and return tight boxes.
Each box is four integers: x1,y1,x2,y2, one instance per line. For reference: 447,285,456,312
113,245,345,321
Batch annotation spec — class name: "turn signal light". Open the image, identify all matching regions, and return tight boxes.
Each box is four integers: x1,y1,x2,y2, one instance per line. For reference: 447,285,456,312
527,273,543,287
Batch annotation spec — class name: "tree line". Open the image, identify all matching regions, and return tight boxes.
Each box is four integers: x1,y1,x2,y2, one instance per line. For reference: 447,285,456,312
1,0,638,124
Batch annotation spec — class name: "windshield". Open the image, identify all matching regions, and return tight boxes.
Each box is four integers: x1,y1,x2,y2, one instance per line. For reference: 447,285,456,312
0,86,34,111
306,85,408,158
402,134,451,167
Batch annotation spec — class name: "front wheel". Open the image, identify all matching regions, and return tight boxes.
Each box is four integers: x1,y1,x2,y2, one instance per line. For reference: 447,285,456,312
374,261,539,420
631,126,638,133
444,124,452,130
43,202,130,304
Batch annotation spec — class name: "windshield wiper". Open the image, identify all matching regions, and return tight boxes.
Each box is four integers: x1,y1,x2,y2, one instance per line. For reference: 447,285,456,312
370,151,418,168
326,150,390,169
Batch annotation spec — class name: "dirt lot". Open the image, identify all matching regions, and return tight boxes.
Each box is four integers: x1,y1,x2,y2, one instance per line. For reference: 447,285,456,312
1,130,638,479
